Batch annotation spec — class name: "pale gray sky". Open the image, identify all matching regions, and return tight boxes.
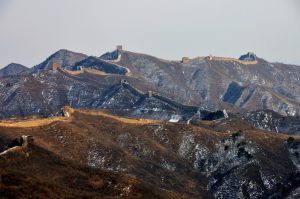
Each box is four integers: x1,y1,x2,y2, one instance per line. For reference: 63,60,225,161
0,0,300,68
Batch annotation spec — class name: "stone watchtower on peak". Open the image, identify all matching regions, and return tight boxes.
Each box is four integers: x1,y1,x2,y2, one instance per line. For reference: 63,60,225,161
181,57,190,64
239,52,257,61
116,45,123,51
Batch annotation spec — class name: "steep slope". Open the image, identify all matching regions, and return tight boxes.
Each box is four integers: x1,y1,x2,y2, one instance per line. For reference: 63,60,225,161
1,48,300,131
0,63,29,77
0,69,112,118
100,49,121,61
32,49,88,72
1,109,300,198
0,68,224,121
69,56,128,75
102,50,300,116
0,141,175,198
100,81,225,121
112,50,200,106
242,110,300,135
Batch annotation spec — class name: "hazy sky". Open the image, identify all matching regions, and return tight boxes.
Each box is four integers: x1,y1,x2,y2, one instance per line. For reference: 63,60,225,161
0,0,300,68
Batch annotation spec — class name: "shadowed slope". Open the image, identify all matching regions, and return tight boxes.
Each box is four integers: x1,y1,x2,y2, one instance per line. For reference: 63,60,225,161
0,144,178,199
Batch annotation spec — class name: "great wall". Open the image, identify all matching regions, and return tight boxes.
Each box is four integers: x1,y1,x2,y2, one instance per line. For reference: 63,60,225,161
42,46,233,123
107,79,227,121
52,58,228,122
181,52,258,65
205,56,258,65
0,135,34,157
0,116,69,128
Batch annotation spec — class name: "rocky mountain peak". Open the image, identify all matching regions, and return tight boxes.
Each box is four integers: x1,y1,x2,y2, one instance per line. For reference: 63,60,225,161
0,63,29,77
32,49,88,72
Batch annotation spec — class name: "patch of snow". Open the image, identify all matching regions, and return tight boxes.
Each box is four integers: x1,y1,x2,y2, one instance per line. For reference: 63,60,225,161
178,134,194,158
169,115,181,123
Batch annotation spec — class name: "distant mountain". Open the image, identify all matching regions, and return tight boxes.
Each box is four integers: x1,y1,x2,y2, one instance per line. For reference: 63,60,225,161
0,63,29,77
0,47,300,127
32,49,88,72
103,50,300,116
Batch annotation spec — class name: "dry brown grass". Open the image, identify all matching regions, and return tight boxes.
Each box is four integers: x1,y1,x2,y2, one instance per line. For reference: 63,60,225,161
1,107,294,199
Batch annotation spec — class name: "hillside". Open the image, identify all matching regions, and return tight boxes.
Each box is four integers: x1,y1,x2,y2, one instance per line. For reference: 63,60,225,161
0,142,176,198
1,109,300,198
109,50,300,116
0,65,225,122
0,63,29,77
32,49,88,72
1,48,300,119
0,47,300,136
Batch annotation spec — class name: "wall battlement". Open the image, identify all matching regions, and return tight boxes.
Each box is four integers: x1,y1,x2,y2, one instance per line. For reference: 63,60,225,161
116,45,123,51
182,57,190,64
52,62,61,71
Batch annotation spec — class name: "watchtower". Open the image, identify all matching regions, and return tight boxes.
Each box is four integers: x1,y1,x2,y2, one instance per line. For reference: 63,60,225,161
21,135,34,148
52,62,61,71
182,57,190,64
61,106,73,117
239,52,257,61
148,90,153,97
116,45,123,51
206,55,213,61
223,109,229,118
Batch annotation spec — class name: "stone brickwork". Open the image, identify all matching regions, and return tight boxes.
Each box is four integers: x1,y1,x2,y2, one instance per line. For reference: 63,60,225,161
116,45,123,51
182,57,190,64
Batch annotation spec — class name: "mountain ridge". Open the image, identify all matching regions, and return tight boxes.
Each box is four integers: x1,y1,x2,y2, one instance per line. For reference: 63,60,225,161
1,108,300,198
2,48,300,198
0,47,300,131
0,63,30,77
